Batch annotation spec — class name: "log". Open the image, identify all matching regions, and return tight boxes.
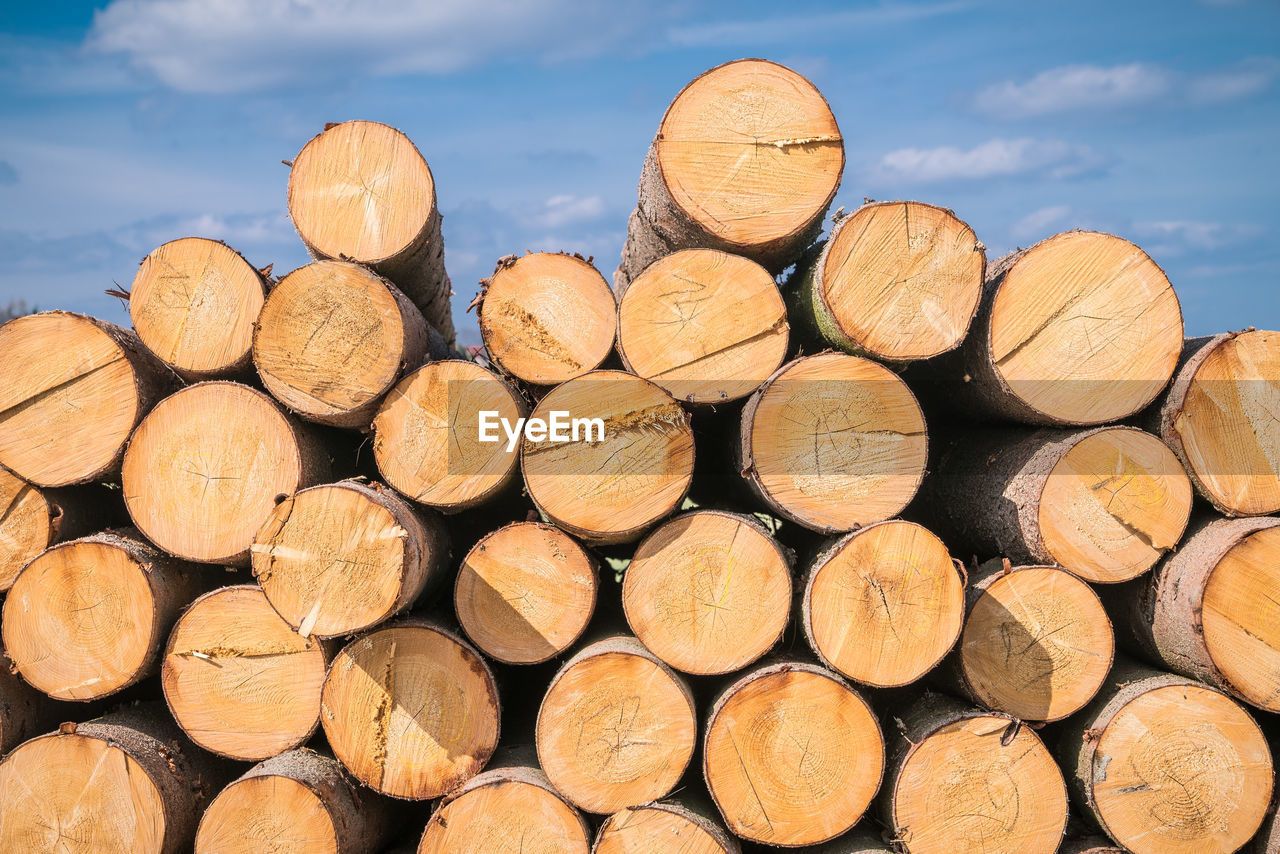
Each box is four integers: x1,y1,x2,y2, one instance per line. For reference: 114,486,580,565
621,509,792,675
0,466,116,591
801,520,965,687
521,370,695,544
1257,774,1279,854
454,521,597,665
1060,836,1124,854
918,426,1192,583
536,635,696,814
947,561,1114,722
788,201,985,362
616,249,789,404
0,636,58,754
161,585,329,761
878,692,1067,854
615,59,843,291
595,800,741,854
2,530,204,701
703,660,884,847
288,120,455,344
372,360,526,511
1126,514,1280,712
321,617,500,800
1146,330,1280,516
938,230,1184,425
0,704,231,854
0,311,175,486
1059,661,1273,854
122,381,331,565
796,830,895,853
195,748,391,854
476,252,616,386
129,236,270,380
253,260,439,428
253,480,449,638
738,353,927,533
418,755,591,853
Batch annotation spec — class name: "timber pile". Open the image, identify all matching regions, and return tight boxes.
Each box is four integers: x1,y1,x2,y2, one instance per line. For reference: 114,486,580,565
0,57,1274,854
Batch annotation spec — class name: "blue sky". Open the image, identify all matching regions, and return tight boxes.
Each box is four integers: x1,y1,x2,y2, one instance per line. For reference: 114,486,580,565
1,0,1276,344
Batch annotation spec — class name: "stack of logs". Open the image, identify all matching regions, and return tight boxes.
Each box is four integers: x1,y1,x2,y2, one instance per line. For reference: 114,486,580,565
0,58,1276,854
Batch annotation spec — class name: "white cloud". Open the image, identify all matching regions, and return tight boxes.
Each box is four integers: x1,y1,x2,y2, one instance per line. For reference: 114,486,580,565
1133,220,1262,255
975,59,1278,116
873,138,1102,183
527,194,606,229
87,0,666,94
1012,205,1072,241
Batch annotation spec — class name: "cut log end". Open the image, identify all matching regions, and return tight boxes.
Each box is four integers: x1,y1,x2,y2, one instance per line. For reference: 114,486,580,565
455,521,597,665
521,370,694,544
618,249,788,403
123,382,329,564
2,533,200,701
959,564,1114,722
254,480,447,638
703,662,883,846
0,467,56,590
1202,522,1280,711
418,768,591,854
321,620,500,800
804,201,985,361
888,709,1067,854
130,237,267,378
162,585,327,761
254,261,428,428
373,361,525,512
0,312,170,487
1039,427,1193,583
655,58,843,250
595,802,740,854
804,520,964,687
741,353,927,533
622,510,791,675
1076,677,1272,854
537,636,696,814
1164,329,1280,516
478,252,616,386
984,230,1183,425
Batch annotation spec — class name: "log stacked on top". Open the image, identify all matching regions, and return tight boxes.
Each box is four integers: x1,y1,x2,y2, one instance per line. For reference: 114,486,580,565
0,60,1274,854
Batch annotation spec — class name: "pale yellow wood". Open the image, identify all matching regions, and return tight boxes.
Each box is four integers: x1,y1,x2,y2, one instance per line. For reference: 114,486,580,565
1176,329,1280,515
3,540,157,701
537,642,696,814
1091,684,1272,854
892,715,1066,854
0,731,167,853
480,253,616,386
807,521,964,687
657,59,843,247
372,361,523,510
1039,427,1193,583
195,775,336,854
321,622,499,800
162,586,326,761
989,231,1182,424
1202,526,1280,711
622,511,790,675
0,313,141,486
455,522,596,665
821,202,984,360
418,779,590,854
288,121,435,264
122,383,312,564
0,467,52,590
253,261,411,422
130,237,265,376
703,666,883,846
748,353,927,531
961,566,1114,721
595,805,729,854
617,249,788,403
522,370,694,543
